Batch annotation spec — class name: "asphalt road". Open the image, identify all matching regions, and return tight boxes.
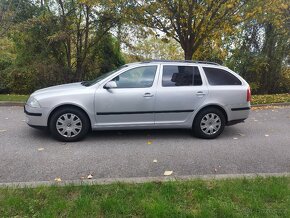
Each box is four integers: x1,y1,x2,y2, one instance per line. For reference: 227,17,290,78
0,106,289,183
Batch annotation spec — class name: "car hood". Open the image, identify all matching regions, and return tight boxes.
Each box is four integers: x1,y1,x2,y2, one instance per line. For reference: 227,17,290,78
32,82,85,96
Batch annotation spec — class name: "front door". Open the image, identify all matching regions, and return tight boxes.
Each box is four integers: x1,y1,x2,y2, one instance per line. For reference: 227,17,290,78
94,65,159,127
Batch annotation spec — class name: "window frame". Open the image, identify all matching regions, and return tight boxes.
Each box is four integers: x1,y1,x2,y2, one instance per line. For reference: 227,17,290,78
160,64,203,87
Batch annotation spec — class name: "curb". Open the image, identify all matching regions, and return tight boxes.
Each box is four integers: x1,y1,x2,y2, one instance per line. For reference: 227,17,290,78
1,172,290,188
251,102,290,107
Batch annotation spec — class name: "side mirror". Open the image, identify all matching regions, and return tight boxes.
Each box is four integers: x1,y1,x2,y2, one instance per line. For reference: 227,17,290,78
104,81,117,89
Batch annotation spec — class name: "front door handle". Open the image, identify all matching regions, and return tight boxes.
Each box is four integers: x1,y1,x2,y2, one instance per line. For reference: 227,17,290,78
143,93,154,97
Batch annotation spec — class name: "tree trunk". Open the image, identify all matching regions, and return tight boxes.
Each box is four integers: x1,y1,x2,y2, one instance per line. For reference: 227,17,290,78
184,48,194,60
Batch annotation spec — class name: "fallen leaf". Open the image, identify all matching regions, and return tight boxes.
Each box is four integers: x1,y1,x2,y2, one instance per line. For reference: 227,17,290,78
87,174,93,179
0,129,7,133
164,171,173,176
5,118,8,120
80,176,85,180
54,177,62,182
214,168,218,172
147,141,152,145
233,137,238,140
153,159,158,163
265,134,269,137
238,133,245,136
37,148,44,151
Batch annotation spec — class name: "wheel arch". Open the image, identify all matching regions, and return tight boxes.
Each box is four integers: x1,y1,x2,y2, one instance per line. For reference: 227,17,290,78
194,104,228,124
47,104,92,129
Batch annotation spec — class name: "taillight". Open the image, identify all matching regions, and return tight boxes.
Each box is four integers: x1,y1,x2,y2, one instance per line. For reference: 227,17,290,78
247,86,251,102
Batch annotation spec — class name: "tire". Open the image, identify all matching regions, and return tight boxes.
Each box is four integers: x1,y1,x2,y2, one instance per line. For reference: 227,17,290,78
49,107,90,142
193,107,226,139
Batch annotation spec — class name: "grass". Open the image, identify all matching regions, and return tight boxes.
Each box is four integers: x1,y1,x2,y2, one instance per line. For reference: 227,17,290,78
0,177,289,217
251,93,290,105
0,93,289,105
0,94,29,102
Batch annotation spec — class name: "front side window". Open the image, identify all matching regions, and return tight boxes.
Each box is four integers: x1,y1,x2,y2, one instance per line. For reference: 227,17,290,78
162,65,202,87
203,67,242,85
112,66,157,88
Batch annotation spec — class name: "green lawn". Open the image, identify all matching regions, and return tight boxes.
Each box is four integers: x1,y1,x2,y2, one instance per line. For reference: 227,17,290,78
0,94,29,102
0,93,289,105
0,177,289,217
252,93,290,105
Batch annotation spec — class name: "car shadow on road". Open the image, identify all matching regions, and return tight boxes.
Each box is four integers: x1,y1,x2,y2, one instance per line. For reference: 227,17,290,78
27,125,245,143
86,125,243,141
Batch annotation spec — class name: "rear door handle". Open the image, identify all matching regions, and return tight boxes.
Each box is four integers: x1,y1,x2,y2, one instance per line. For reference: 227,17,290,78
196,91,206,96
143,93,154,97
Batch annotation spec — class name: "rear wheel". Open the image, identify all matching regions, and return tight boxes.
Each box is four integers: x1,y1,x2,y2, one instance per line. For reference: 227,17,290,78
49,107,90,142
193,107,226,139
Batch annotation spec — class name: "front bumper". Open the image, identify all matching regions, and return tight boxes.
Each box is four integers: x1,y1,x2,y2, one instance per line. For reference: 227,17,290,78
24,104,50,127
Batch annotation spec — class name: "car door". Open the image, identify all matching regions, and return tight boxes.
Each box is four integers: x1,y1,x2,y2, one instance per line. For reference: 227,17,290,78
94,65,159,127
154,64,208,125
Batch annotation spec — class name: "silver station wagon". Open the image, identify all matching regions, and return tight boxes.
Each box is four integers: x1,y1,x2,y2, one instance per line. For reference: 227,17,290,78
24,60,251,142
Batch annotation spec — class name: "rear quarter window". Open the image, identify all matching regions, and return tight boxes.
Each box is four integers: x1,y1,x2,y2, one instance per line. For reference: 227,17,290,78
203,67,242,85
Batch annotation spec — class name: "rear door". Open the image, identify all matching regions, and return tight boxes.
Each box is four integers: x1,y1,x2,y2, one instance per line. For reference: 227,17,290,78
154,64,208,125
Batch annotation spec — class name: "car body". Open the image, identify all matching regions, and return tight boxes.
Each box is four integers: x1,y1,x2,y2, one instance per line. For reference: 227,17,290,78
24,60,251,141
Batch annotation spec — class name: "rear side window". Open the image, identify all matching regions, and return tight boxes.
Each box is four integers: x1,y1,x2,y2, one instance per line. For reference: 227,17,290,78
162,66,202,87
203,67,242,85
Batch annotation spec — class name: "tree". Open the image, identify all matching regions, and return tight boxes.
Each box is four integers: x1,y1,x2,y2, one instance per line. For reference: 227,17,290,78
48,0,122,81
1,0,125,93
124,35,183,61
124,0,260,60
226,1,290,94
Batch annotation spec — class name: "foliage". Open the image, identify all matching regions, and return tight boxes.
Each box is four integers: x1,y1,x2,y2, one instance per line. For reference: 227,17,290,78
0,0,290,94
124,35,183,62
0,0,125,94
226,0,290,94
123,0,266,60
0,37,16,92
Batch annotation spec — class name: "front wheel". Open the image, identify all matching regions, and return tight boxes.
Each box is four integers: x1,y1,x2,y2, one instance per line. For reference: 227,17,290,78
193,107,226,139
49,107,90,142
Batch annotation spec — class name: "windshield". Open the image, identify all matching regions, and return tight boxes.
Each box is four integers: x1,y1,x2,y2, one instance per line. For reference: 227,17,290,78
81,65,128,86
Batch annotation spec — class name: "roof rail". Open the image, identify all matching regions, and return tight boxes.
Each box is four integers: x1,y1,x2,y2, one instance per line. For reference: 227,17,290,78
141,60,220,65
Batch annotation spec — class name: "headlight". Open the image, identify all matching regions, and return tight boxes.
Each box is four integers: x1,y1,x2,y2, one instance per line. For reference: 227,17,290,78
27,97,41,108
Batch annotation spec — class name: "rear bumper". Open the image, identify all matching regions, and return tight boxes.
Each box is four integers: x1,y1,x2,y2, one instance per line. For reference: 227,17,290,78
227,104,251,123
24,105,49,127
